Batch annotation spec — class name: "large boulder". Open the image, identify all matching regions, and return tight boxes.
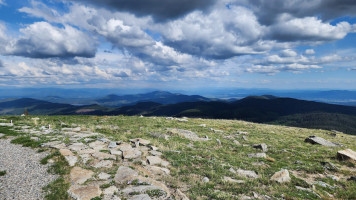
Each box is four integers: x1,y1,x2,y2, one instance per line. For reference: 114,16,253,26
304,136,340,147
337,149,356,161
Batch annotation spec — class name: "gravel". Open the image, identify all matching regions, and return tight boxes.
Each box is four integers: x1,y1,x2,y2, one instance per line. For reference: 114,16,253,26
0,139,57,200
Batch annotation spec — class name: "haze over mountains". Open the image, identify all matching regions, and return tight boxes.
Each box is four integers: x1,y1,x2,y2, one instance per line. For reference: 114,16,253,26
1,91,356,135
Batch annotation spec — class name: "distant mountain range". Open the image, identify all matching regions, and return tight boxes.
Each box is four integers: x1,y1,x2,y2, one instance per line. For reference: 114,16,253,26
1,94,356,135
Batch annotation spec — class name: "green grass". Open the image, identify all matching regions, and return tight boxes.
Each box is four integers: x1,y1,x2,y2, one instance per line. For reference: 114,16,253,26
11,136,42,148
1,115,356,199
0,170,6,176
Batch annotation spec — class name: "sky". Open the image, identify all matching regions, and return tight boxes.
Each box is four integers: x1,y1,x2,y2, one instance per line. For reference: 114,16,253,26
0,0,356,91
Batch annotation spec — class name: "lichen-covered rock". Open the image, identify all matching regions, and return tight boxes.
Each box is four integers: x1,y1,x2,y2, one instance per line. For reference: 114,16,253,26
270,169,291,183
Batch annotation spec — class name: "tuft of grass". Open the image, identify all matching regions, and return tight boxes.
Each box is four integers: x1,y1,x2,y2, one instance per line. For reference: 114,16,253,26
43,178,70,200
11,136,42,148
0,170,6,176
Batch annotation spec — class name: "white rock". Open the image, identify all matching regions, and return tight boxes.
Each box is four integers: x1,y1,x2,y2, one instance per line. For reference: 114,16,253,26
270,169,291,183
98,172,111,180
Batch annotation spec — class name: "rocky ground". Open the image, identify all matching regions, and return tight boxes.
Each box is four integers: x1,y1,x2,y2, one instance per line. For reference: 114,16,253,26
0,116,355,200
0,139,57,200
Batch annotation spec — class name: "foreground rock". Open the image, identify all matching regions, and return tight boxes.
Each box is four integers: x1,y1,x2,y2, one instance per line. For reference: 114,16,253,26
68,185,102,200
304,136,340,147
114,166,138,184
337,149,356,161
70,167,94,184
270,169,291,183
167,128,208,141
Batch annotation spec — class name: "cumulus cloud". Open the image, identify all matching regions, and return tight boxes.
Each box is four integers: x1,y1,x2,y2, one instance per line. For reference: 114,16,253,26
267,17,353,42
246,63,322,75
157,5,269,59
5,22,97,58
82,0,216,21
233,0,356,25
0,59,4,68
305,49,315,55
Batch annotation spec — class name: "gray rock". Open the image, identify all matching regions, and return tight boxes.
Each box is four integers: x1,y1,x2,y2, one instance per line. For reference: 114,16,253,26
149,150,162,156
236,169,259,179
129,194,152,200
65,155,78,167
223,176,245,183
233,140,241,146
305,136,340,147
108,142,118,148
149,132,170,140
247,153,267,158
98,172,111,180
270,169,291,183
129,138,151,146
0,133,5,137
253,143,268,152
92,160,114,168
202,177,209,183
337,149,356,161
167,128,208,141
147,156,169,166
216,139,221,145
321,161,338,171
68,185,102,200
123,149,142,159
114,166,138,184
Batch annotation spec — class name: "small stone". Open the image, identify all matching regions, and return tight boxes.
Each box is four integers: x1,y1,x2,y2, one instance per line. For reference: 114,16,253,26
92,160,114,168
229,168,236,173
130,138,151,146
202,177,209,183
98,172,111,180
119,143,133,151
327,175,340,181
123,149,142,159
223,176,245,183
108,142,118,148
270,169,291,183
70,167,94,184
233,140,241,146
147,166,170,175
103,186,118,195
68,185,101,200
216,139,221,145
236,169,259,179
59,149,74,156
242,136,248,141
110,149,122,156
149,150,162,156
337,149,356,161
150,146,159,151
114,166,138,184
147,156,164,166
247,153,267,158
253,143,268,152
92,152,116,160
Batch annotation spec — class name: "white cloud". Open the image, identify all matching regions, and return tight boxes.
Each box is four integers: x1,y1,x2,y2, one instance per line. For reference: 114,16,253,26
5,22,97,58
281,49,297,57
305,49,315,55
267,16,353,42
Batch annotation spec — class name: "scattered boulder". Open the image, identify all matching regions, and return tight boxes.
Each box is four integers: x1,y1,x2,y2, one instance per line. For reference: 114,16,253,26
247,153,267,158
236,169,259,179
253,143,268,152
216,139,222,145
70,167,94,184
242,136,248,141
123,149,142,160
270,169,291,183
149,132,170,140
337,149,356,161
304,136,340,147
149,150,162,156
146,166,170,175
68,185,101,200
114,166,138,184
147,156,169,167
119,143,133,151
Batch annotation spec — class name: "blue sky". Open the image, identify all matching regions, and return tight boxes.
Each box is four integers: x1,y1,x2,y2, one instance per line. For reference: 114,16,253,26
0,0,356,90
